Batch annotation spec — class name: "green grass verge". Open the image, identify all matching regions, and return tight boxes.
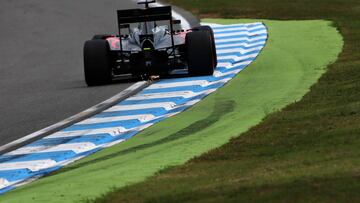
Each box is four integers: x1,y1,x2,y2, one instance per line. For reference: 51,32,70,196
0,19,342,203
88,19,348,203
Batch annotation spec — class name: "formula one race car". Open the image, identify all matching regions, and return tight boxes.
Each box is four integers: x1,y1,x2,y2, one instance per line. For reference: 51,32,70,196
83,0,217,86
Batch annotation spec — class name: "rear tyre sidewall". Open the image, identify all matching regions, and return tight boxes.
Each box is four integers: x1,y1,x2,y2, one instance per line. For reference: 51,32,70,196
83,40,112,86
186,31,215,76
193,26,217,68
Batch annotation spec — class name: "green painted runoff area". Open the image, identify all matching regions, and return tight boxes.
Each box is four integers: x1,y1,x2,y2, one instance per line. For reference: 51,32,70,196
0,19,342,203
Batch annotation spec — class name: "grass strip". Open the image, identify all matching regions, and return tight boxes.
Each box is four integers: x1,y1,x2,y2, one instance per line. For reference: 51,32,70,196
0,19,342,203
88,19,348,203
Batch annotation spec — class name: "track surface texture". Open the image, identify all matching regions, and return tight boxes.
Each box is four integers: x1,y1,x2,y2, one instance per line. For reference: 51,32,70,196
0,0,198,147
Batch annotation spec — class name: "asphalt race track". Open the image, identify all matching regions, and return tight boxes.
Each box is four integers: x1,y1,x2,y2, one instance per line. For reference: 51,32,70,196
0,0,197,147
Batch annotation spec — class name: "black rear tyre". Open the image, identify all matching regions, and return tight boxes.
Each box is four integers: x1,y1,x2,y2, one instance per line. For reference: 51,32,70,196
186,31,215,76
83,40,112,86
193,26,217,68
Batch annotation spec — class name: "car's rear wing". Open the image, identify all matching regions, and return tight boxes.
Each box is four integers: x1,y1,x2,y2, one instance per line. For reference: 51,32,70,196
116,5,177,62
117,6,172,24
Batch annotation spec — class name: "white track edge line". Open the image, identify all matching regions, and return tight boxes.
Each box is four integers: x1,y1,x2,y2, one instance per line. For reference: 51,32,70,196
0,81,149,154
1,0,192,154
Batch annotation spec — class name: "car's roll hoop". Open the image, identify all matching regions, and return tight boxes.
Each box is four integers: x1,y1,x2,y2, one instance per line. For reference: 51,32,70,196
137,0,156,8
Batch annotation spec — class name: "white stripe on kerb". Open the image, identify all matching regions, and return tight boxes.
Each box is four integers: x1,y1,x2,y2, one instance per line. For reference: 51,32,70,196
151,78,231,91
47,127,126,139
0,159,57,172
213,25,265,33
130,91,199,100
7,145,53,155
133,89,215,101
217,46,264,55
41,142,97,154
7,142,97,155
216,35,267,44
0,179,10,188
214,30,267,38
217,53,259,61
78,114,156,125
213,69,241,78
148,80,210,89
215,30,267,38
216,41,266,49
217,62,232,67
105,102,177,112
230,60,253,67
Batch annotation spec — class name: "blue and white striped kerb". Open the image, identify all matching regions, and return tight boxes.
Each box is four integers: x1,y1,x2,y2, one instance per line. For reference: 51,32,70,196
0,22,268,194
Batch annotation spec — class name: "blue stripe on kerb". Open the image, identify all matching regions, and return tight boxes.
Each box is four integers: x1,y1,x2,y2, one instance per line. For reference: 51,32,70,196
63,119,141,131
6,151,77,163
0,169,31,181
218,57,257,64
121,97,186,105
0,186,14,194
154,75,214,84
0,22,268,194
216,42,266,51
94,107,168,118
27,137,74,147
27,133,113,147
216,38,267,46
141,83,224,94
214,27,266,34
215,33,267,40
128,94,204,105
217,49,263,57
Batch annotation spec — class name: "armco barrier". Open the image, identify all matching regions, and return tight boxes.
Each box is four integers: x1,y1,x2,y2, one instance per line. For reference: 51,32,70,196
0,22,268,194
